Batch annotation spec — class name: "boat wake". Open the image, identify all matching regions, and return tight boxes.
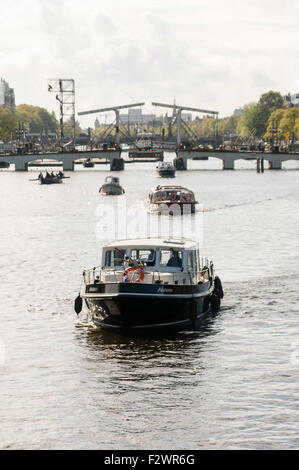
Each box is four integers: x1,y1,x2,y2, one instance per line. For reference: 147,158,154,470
204,193,296,212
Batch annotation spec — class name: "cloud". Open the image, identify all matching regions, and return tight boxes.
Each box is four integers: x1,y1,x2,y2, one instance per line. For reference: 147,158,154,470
1,0,299,123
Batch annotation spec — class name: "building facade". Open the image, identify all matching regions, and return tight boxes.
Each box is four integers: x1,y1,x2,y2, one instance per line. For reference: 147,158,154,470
233,108,243,116
0,78,15,111
119,108,155,125
283,93,299,108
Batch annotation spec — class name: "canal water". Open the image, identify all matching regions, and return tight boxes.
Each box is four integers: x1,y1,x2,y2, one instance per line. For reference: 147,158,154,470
0,156,298,449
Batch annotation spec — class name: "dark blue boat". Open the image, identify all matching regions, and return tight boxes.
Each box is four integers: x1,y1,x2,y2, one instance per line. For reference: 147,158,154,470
38,172,64,184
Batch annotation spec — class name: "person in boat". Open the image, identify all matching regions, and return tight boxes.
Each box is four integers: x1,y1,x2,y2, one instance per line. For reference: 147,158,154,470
167,250,182,268
38,172,43,179
45,171,51,178
58,171,64,178
51,171,56,178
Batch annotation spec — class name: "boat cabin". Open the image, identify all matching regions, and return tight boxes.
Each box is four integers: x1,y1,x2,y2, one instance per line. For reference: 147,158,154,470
156,162,174,170
105,176,120,185
148,186,196,204
83,238,212,286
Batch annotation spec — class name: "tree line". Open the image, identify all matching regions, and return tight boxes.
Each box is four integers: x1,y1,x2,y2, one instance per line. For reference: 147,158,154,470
190,91,299,141
0,105,83,142
1,91,299,143
0,105,58,142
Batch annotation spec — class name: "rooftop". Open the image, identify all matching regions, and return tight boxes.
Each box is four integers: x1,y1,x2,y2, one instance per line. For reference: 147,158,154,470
103,237,198,250
151,185,195,193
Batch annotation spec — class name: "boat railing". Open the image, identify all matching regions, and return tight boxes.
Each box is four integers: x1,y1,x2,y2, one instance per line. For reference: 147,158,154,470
83,261,213,286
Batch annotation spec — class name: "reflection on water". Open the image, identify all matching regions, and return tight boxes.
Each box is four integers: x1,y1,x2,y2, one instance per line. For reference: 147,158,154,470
1,161,299,449
77,312,222,358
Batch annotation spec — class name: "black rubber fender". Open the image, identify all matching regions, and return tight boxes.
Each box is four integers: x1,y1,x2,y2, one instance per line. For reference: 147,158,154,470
214,276,224,298
74,294,83,314
210,291,221,313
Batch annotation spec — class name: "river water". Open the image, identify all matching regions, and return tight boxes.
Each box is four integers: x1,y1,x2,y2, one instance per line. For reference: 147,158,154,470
0,155,299,449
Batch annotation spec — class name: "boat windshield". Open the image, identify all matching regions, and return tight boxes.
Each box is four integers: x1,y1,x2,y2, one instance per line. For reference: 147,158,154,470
105,177,119,184
104,248,156,267
130,249,156,266
151,190,193,203
160,249,183,267
105,249,126,267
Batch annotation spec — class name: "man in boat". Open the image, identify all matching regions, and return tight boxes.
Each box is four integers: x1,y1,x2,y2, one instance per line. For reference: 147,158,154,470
58,171,64,178
38,172,43,180
167,250,182,268
45,171,51,178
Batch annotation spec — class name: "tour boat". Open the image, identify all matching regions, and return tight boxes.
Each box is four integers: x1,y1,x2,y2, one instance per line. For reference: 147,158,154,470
156,161,176,178
75,238,223,329
99,176,125,195
146,185,198,214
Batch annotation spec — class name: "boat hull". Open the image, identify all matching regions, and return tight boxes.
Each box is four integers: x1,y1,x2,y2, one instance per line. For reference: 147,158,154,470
157,169,176,178
39,177,63,184
99,183,124,195
147,201,197,215
83,282,212,329
83,162,94,168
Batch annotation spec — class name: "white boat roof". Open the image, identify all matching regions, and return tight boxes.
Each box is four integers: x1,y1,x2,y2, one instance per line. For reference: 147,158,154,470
150,185,194,193
103,237,198,250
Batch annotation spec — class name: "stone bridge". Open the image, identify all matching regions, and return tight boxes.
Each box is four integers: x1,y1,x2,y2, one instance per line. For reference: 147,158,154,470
174,150,299,170
1,149,299,171
0,150,124,171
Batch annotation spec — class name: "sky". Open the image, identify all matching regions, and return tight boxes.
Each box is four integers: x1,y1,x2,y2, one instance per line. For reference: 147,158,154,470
1,0,299,126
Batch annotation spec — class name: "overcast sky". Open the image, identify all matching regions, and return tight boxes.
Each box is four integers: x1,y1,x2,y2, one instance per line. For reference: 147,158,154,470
1,0,299,126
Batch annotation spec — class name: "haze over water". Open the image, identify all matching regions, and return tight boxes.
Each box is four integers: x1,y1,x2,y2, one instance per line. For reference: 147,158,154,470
1,156,299,449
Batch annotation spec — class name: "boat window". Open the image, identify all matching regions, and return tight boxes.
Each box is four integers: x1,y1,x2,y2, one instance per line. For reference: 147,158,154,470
105,249,126,267
130,249,156,266
187,251,197,272
181,192,193,202
160,249,183,268
152,191,165,202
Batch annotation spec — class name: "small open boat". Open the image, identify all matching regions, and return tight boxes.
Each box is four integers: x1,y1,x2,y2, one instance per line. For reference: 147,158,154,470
83,158,94,168
99,176,125,195
31,172,68,185
39,175,63,185
156,161,176,178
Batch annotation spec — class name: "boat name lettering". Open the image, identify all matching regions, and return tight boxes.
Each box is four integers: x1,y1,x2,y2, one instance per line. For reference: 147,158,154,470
157,288,173,293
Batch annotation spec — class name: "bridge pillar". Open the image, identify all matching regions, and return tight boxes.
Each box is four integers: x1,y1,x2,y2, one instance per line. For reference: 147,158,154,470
222,158,235,170
174,156,188,170
63,156,75,171
268,159,282,170
110,157,124,171
14,157,28,171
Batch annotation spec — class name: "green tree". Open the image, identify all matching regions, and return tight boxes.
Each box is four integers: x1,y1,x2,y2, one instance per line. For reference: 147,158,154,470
218,115,240,136
236,103,265,137
16,104,58,133
259,91,283,115
264,108,285,140
279,108,299,139
294,117,299,138
258,91,284,137
0,108,17,142
236,91,284,138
